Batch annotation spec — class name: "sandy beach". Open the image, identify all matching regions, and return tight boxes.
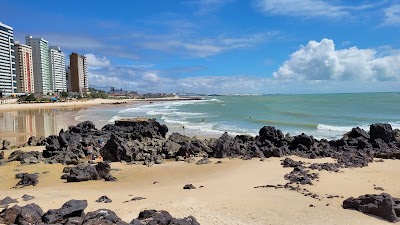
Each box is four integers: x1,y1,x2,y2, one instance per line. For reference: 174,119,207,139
0,146,398,224
0,97,200,145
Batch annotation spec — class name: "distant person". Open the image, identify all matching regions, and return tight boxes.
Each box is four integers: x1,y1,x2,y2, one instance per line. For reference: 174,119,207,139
183,125,185,130
202,118,205,122
86,145,94,161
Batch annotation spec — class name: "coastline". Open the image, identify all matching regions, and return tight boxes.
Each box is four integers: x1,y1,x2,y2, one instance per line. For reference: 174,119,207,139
0,97,199,113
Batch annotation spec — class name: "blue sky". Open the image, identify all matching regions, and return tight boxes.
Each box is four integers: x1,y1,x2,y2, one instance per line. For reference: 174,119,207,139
2,0,400,94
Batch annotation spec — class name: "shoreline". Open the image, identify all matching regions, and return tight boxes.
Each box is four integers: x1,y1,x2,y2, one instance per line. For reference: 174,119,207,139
0,96,200,113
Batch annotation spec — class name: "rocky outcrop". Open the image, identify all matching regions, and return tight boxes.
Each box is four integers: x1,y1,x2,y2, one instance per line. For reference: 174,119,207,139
63,161,116,182
95,195,112,203
343,193,400,222
0,200,199,225
42,200,87,224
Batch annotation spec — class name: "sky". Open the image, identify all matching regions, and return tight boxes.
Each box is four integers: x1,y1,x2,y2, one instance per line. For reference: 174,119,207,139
2,0,400,94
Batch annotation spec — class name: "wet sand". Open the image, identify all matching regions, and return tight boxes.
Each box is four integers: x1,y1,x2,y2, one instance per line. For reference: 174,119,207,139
1,147,399,224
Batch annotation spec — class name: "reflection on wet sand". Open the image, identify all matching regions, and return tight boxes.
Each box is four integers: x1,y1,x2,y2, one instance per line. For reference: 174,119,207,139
0,107,83,145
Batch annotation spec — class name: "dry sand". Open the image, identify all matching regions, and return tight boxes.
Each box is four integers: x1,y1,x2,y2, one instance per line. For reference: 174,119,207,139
0,146,398,224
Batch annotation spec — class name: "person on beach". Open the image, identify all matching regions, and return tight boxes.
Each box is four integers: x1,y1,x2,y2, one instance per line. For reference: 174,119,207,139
86,145,94,161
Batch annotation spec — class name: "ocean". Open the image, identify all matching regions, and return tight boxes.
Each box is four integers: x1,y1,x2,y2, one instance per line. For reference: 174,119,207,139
75,92,400,140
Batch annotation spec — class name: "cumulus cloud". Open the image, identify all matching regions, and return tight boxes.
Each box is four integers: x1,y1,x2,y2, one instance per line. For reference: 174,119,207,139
85,53,110,69
255,0,349,18
273,38,400,81
142,73,161,82
382,4,400,26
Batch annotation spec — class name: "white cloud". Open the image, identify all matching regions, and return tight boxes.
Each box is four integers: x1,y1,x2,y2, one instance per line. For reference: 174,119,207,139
382,4,400,26
142,73,161,82
85,54,110,69
255,0,349,18
139,32,275,58
273,38,400,81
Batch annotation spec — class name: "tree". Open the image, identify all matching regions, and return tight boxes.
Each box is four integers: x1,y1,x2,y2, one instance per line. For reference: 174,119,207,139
60,91,69,98
25,94,36,102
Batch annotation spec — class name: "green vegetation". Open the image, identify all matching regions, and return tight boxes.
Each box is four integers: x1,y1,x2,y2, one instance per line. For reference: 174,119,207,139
88,87,108,99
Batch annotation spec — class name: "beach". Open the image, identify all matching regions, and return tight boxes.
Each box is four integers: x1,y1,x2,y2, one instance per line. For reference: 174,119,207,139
1,95,400,224
1,147,399,224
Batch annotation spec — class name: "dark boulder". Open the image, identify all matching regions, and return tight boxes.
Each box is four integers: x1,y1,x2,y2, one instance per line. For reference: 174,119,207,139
343,193,400,222
281,158,304,168
258,126,284,145
290,133,314,150
284,166,318,185
26,136,46,146
183,184,196,189
0,205,21,224
370,123,394,143
211,132,242,158
65,162,116,182
346,127,370,140
100,134,140,162
83,209,127,225
0,196,18,207
70,121,97,134
15,173,39,188
42,199,87,224
96,195,112,203
22,194,35,201
16,203,43,225
134,209,200,225
0,151,3,160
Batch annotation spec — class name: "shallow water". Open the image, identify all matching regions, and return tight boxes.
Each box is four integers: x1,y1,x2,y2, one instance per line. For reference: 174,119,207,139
75,92,400,140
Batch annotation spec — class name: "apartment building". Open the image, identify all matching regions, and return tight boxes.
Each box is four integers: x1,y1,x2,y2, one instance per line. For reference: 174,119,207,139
0,22,17,94
14,41,34,93
69,53,88,94
49,46,66,92
25,35,51,94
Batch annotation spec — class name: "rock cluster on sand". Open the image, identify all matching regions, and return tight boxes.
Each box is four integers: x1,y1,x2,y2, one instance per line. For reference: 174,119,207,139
0,199,199,225
8,120,400,171
61,161,116,182
343,193,400,222
14,173,39,188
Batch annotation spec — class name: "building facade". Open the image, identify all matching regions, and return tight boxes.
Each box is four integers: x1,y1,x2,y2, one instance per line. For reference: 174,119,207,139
14,42,34,93
0,22,17,94
25,36,51,94
69,53,88,94
49,46,66,92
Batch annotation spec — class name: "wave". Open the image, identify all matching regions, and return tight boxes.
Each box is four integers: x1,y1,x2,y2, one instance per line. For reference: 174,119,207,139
317,122,400,133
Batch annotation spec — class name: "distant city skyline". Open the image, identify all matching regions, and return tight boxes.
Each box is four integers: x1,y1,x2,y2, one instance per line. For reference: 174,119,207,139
2,1,400,94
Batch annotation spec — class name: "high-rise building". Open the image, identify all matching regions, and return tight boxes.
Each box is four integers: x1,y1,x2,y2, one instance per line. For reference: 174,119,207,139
69,53,88,94
14,41,34,93
25,36,51,94
49,46,66,92
0,22,17,94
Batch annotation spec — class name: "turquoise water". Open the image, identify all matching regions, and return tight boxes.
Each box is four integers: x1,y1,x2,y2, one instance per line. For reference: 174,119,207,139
76,92,400,140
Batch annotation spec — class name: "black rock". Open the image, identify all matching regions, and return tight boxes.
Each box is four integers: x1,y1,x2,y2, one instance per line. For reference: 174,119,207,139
96,195,112,203
22,194,35,201
15,173,39,188
183,184,196,189
281,158,303,168
0,196,18,207
370,123,394,143
196,157,211,165
0,151,4,160
83,208,127,225
42,199,87,224
343,193,400,222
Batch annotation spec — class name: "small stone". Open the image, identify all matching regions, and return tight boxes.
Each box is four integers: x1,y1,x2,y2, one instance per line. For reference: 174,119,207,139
183,184,196,189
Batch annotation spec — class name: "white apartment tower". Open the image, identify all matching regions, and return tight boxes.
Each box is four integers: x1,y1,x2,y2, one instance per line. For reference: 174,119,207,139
14,42,34,93
0,22,17,94
49,46,66,92
25,36,51,94
69,53,88,94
